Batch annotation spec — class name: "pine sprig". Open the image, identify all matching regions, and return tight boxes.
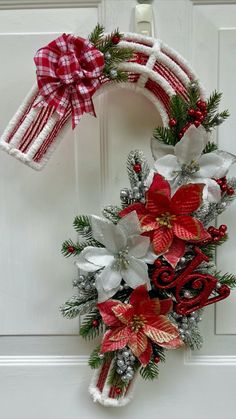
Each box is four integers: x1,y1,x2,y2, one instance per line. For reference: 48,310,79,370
89,24,105,47
61,239,102,258
200,234,228,258
170,94,188,128
185,326,203,350
152,344,166,363
140,359,159,381
187,81,201,108
206,90,222,118
61,239,83,257
126,150,150,189
153,126,175,146
88,346,114,369
203,90,230,131
102,206,121,223
60,296,97,319
73,215,92,239
79,309,103,340
215,272,236,289
203,141,218,154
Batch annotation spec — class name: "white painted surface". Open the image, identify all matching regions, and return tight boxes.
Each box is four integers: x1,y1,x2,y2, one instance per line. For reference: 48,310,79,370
0,1,236,418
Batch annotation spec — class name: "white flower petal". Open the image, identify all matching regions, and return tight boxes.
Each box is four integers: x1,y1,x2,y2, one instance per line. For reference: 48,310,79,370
174,125,206,165
197,153,224,178
81,246,114,268
97,263,122,291
91,215,126,253
154,155,180,180
202,178,221,202
76,250,100,272
189,177,221,203
122,257,150,289
151,137,175,160
212,150,236,178
95,277,120,302
118,211,141,237
144,169,155,188
142,247,159,264
127,235,150,258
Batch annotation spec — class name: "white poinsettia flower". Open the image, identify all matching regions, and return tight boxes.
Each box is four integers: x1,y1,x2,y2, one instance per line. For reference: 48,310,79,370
150,125,236,202
76,211,157,302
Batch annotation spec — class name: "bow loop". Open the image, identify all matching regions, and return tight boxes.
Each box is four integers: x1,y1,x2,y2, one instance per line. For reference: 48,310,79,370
34,33,105,128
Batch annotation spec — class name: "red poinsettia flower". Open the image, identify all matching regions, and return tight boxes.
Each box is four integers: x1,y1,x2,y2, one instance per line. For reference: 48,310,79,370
98,285,183,365
119,174,210,266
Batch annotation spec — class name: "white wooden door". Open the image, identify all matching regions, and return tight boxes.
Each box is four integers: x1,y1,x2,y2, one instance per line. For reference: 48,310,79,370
0,1,236,418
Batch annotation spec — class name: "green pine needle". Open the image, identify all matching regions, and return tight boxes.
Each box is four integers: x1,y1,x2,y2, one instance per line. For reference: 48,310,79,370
215,272,236,289
60,296,97,319
140,359,159,381
153,127,175,146
61,239,102,258
203,141,218,154
187,81,201,108
79,309,103,340
73,215,92,239
170,94,188,125
200,234,228,258
89,24,105,47
88,346,115,369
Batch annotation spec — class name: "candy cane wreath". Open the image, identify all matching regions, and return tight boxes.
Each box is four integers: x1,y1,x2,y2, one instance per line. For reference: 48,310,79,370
1,25,236,407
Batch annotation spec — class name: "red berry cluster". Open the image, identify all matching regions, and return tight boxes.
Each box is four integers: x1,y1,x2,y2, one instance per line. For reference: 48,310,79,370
115,387,122,395
207,224,227,243
67,245,75,253
188,99,207,126
92,319,99,328
112,34,120,44
154,356,160,363
215,177,234,196
169,100,208,140
133,163,142,173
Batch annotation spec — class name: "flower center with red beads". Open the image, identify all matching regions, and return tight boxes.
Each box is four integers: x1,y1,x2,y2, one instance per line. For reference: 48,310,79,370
156,212,176,229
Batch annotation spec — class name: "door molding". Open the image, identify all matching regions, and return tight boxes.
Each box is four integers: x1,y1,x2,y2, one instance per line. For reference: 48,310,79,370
0,0,102,9
0,355,88,366
191,0,236,4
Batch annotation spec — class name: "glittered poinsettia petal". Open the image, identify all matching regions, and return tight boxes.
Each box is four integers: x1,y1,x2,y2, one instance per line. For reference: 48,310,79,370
129,284,150,307
112,303,134,324
159,335,184,349
173,216,209,241
143,315,179,345
136,299,161,318
97,300,123,326
163,237,186,268
148,173,171,198
138,340,152,365
128,330,148,358
109,325,131,342
153,226,174,254
171,183,204,215
101,328,128,353
140,214,159,233
146,191,171,216
119,202,147,219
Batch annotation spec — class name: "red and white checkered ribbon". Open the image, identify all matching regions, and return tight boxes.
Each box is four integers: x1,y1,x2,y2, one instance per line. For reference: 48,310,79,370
34,34,105,128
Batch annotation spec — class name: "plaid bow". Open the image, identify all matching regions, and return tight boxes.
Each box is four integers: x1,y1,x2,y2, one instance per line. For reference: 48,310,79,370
34,34,105,128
